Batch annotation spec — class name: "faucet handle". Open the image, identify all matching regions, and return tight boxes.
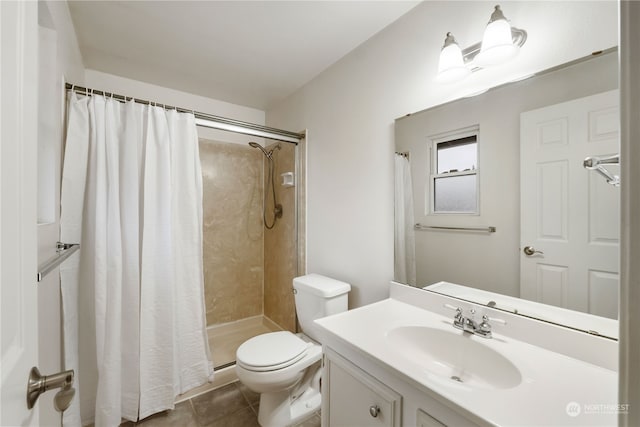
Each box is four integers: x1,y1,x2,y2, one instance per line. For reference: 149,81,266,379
443,303,462,316
478,315,492,332
443,303,460,312
443,304,464,325
477,315,507,338
483,314,507,325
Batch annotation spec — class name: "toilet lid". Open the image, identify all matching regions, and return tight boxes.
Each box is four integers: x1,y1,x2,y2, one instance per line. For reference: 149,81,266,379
237,331,310,370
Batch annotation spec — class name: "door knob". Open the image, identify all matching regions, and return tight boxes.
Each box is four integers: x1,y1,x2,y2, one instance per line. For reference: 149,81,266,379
523,246,544,256
27,367,75,412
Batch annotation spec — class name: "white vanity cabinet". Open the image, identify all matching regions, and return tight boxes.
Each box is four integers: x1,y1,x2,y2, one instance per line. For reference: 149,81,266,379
324,349,402,426
322,347,479,427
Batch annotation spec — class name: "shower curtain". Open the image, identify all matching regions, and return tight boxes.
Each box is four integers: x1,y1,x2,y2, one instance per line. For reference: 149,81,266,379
394,154,416,286
59,92,213,427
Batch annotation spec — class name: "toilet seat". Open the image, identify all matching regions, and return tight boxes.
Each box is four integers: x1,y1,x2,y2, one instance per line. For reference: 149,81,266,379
237,331,312,372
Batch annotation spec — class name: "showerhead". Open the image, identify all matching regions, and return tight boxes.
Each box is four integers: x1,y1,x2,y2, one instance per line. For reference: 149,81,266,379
248,141,269,157
248,142,281,159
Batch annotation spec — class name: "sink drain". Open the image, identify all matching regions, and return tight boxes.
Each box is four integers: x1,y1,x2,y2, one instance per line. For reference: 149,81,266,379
450,376,463,383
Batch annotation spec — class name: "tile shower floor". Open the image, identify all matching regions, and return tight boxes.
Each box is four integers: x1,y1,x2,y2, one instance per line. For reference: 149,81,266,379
171,315,283,403
208,316,282,369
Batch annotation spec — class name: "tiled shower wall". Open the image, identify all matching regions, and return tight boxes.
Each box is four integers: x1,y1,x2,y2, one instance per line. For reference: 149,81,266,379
200,139,264,325
264,142,297,332
200,139,299,332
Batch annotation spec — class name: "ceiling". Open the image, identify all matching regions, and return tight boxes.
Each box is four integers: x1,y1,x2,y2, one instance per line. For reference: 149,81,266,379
68,1,420,110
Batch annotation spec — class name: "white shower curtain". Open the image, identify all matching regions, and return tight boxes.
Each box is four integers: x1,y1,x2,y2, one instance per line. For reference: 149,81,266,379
59,92,213,427
394,154,416,286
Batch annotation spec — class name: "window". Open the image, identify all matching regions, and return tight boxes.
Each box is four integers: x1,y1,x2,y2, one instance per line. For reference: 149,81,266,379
430,127,479,214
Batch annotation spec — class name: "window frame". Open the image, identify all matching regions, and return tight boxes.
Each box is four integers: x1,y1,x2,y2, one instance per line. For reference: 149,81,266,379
428,125,480,215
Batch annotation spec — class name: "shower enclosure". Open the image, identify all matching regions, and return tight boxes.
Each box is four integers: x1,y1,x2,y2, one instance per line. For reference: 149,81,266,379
199,138,303,370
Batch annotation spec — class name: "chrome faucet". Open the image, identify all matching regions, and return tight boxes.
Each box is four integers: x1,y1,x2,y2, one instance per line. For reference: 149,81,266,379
444,305,506,339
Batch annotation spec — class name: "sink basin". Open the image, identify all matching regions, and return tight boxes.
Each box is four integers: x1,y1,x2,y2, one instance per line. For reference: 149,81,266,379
386,326,522,390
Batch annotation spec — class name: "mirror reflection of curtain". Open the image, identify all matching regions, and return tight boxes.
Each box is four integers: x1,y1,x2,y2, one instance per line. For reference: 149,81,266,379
394,154,416,286
60,92,213,426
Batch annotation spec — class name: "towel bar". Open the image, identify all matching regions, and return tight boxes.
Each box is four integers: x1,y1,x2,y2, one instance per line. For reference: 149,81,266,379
414,223,496,233
37,242,80,282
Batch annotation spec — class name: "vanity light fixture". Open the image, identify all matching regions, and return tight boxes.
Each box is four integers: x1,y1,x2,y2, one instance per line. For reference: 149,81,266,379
435,4,527,84
435,33,471,84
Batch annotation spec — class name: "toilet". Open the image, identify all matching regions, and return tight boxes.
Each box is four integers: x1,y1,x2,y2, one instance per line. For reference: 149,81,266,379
236,274,351,427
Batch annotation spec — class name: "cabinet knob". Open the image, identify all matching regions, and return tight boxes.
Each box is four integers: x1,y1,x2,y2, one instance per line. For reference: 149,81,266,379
369,404,380,418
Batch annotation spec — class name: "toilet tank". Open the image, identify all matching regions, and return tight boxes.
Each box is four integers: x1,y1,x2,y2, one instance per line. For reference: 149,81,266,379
293,274,350,342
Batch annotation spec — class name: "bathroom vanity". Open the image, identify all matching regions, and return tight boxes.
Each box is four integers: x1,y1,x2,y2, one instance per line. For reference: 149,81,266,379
315,282,618,427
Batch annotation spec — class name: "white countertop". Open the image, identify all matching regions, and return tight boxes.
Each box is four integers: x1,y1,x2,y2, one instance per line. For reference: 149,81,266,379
315,298,618,427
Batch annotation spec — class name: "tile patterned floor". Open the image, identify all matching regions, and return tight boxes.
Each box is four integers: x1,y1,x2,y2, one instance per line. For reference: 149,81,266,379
123,381,321,427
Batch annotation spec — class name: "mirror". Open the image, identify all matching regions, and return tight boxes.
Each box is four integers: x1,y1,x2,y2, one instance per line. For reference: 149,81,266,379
394,49,619,339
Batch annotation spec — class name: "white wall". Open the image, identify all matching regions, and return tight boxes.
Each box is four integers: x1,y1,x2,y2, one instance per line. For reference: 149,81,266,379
37,1,85,425
39,0,85,84
84,70,265,144
396,52,617,297
266,1,618,308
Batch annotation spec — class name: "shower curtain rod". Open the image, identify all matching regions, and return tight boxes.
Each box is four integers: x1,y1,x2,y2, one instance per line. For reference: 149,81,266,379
65,83,304,144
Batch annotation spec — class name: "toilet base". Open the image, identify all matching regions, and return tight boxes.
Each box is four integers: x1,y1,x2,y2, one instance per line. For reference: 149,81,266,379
257,362,322,427
257,387,321,427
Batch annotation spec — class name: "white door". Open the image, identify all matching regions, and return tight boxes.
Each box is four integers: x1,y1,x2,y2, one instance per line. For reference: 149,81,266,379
520,90,619,318
1,1,40,425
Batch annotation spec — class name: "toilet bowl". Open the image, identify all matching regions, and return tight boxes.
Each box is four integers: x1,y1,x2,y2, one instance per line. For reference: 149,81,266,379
236,274,350,427
236,332,322,426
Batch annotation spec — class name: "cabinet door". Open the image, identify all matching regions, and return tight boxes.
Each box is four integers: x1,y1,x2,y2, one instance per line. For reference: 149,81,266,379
326,350,401,426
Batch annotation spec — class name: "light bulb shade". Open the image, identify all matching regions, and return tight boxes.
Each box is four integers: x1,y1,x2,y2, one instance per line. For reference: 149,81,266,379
435,34,470,83
475,8,519,67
